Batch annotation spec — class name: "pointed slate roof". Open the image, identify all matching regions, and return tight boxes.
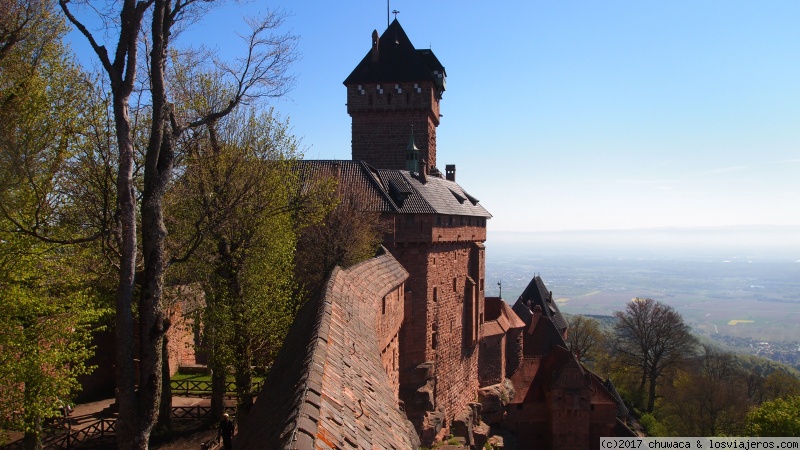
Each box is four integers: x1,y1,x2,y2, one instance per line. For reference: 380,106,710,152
344,19,445,85
513,275,568,332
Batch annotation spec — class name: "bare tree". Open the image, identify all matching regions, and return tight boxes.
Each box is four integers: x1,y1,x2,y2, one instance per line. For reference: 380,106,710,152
613,297,697,413
57,1,296,447
295,180,387,298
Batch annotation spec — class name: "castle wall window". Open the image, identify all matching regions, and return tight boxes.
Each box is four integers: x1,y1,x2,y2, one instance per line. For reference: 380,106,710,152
382,296,386,314
433,287,438,302
453,277,457,292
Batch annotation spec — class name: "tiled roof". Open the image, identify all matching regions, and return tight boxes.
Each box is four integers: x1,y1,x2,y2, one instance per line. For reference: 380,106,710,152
296,160,492,218
603,377,630,419
375,170,492,218
235,249,418,449
513,276,568,331
344,20,445,85
482,299,526,338
295,160,397,213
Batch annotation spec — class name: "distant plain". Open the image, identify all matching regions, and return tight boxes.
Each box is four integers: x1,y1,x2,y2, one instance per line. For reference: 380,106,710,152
485,227,800,343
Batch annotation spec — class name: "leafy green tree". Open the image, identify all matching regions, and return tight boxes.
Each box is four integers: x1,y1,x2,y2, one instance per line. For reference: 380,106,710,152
566,315,607,368
0,3,108,448
59,1,298,445
662,347,750,436
746,396,800,437
639,413,669,437
0,237,103,449
613,298,698,413
763,371,800,402
166,106,326,425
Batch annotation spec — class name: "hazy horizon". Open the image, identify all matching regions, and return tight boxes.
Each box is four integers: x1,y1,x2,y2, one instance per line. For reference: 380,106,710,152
487,225,800,260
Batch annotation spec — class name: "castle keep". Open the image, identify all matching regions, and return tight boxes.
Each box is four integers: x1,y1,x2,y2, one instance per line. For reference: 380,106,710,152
236,20,634,449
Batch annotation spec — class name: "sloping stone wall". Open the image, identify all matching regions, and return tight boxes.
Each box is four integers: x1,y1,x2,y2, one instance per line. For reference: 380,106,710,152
235,249,417,449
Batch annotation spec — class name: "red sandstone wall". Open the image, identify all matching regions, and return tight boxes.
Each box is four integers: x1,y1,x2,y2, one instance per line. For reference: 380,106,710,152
478,333,505,386
347,82,439,170
389,233,485,424
376,284,405,396
166,304,199,374
506,328,524,377
389,214,487,245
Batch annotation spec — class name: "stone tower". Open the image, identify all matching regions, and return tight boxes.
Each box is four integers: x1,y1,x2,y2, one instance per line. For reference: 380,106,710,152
344,20,446,172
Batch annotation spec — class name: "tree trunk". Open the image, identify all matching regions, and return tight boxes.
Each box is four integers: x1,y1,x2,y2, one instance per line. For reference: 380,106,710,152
210,364,227,423
647,370,658,413
235,348,253,427
129,1,177,444
157,331,173,433
22,417,41,450
112,88,146,450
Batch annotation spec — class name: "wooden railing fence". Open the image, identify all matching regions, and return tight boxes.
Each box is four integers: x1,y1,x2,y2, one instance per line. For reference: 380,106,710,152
1,406,238,449
170,379,262,396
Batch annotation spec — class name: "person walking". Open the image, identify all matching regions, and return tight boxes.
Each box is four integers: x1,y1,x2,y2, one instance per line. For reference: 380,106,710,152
218,413,235,450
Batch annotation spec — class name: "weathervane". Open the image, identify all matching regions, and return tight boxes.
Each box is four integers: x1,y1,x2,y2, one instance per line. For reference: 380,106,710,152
387,1,400,27
498,281,502,299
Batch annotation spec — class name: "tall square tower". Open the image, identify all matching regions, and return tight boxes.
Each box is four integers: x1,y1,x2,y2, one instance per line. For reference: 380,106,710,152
344,20,446,172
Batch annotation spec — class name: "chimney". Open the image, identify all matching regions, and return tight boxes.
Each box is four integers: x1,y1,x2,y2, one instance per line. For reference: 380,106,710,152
529,305,542,334
445,164,456,182
371,30,380,62
420,159,428,184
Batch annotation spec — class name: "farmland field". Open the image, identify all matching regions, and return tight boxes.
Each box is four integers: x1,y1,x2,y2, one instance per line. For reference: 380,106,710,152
485,230,800,343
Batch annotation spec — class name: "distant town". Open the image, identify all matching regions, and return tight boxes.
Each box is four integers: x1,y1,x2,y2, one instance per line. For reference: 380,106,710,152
710,334,800,370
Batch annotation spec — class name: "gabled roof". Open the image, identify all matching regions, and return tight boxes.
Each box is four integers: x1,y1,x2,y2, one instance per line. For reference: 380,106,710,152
523,315,568,358
344,20,445,85
296,160,492,218
483,298,527,338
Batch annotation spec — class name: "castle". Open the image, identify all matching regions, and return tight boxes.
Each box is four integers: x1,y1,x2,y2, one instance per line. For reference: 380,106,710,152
235,20,634,449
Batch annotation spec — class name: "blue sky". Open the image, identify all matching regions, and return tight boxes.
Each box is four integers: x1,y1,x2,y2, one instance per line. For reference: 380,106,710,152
67,1,800,233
